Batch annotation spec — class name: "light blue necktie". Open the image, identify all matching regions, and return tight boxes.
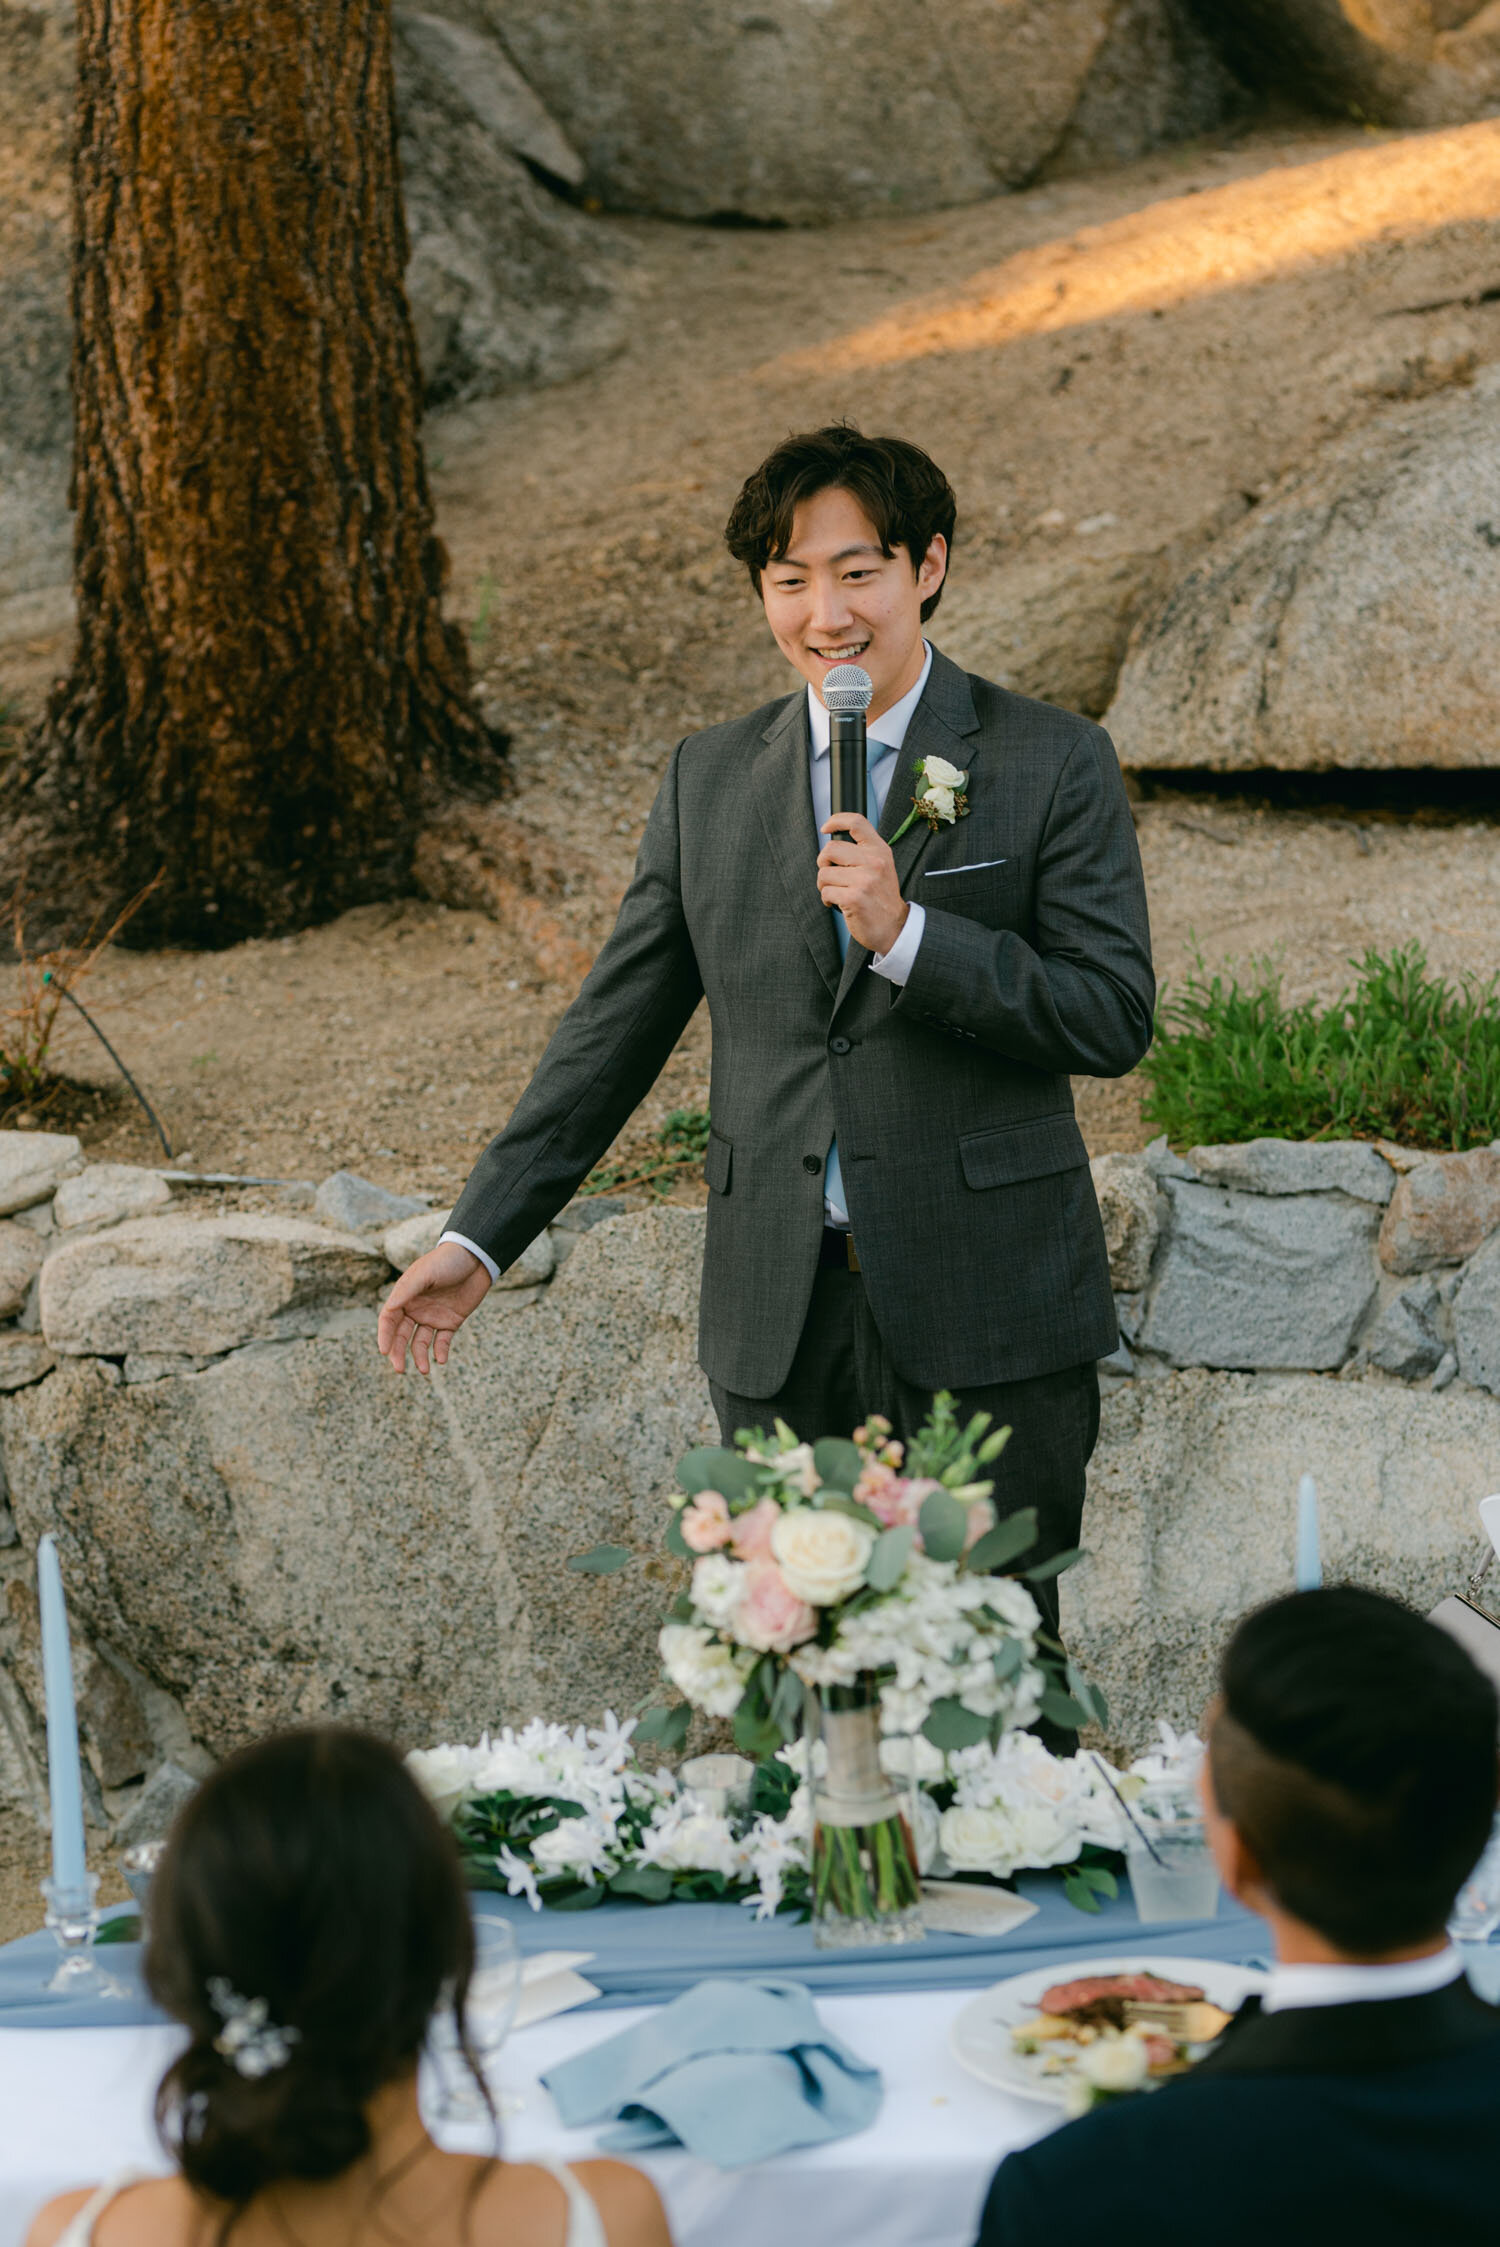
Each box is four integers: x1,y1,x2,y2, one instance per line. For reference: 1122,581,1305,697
825,744,895,1227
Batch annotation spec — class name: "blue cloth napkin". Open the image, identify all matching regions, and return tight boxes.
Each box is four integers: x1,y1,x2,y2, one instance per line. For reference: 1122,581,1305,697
543,1976,882,2167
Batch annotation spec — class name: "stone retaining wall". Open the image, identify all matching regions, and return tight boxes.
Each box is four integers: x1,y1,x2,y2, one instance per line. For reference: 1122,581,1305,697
1,1127,1498,1841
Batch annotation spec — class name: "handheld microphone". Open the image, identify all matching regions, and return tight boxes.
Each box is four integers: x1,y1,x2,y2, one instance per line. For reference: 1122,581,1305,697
823,663,872,823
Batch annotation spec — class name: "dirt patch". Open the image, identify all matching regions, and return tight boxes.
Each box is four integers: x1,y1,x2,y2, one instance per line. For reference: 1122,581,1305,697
6,116,1500,1185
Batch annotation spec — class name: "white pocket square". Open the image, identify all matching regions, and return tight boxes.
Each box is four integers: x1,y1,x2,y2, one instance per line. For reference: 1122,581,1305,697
923,857,1007,878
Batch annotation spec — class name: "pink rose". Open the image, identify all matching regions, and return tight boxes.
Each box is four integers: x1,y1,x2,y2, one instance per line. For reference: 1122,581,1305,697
729,1497,780,1562
735,1560,817,1653
856,1469,935,1530
681,1491,732,1553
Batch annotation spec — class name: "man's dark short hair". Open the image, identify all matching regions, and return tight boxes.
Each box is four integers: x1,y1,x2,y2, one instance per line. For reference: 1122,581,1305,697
723,423,957,622
1211,1586,1498,1954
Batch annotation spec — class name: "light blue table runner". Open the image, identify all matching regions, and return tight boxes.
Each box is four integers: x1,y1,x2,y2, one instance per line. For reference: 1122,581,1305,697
0,1875,1266,2029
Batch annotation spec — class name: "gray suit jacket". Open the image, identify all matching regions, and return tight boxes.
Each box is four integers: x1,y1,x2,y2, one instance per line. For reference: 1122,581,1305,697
448,646,1154,1394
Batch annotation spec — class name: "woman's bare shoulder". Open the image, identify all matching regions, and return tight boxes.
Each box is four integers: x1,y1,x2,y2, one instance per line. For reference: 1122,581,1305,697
570,2159,673,2246
26,2177,197,2247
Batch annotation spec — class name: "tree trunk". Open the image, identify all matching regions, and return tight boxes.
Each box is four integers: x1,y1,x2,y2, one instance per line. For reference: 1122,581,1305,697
20,0,494,947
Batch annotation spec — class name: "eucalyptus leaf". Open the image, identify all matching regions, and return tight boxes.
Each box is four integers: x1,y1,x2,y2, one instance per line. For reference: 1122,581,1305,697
965,1506,1038,1575
812,1436,863,1493
770,1664,804,1741
1066,1659,1109,1730
918,1488,970,1565
677,1448,763,1503
734,1702,784,1758
634,1701,692,1750
921,1696,991,1751
566,1544,633,1575
1076,1864,1118,1898
990,1636,1025,1682
665,1511,693,1559
1039,1686,1092,1731
816,1494,884,1528
1024,1546,1083,1582
866,1524,917,1592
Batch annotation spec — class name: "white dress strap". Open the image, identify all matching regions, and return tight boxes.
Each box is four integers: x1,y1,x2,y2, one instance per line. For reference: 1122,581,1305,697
52,2171,153,2246
532,2156,609,2247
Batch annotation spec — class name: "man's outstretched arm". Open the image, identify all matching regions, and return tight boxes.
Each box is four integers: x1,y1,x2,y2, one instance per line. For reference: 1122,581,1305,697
378,745,703,1374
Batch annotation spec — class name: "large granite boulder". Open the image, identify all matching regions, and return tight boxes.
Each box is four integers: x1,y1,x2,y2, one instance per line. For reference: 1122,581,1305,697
1200,0,1500,129
1107,374,1500,771
487,0,1240,225
39,1215,388,1358
1068,1367,1500,1747
1453,1231,1500,1395
1139,1178,1381,1369
4,1210,714,1755
392,7,631,403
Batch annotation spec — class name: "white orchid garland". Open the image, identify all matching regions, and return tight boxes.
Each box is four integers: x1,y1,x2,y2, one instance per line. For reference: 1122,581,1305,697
406,1719,1199,1922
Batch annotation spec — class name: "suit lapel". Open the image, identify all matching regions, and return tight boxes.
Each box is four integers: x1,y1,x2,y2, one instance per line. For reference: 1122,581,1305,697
832,646,983,1015
753,689,842,998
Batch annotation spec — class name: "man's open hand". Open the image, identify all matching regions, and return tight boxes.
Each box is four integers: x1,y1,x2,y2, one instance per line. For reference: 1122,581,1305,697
377,1240,493,1375
818,811,909,957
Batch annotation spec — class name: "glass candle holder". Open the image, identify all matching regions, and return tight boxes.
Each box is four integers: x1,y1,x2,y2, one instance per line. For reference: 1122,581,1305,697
41,1872,130,1999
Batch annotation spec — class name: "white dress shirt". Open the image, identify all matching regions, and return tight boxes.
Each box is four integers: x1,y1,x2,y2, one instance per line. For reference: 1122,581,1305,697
445,646,937,1274
1260,1944,1463,2013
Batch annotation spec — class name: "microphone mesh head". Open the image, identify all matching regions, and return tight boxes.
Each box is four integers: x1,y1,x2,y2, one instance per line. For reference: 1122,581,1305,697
822,663,873,714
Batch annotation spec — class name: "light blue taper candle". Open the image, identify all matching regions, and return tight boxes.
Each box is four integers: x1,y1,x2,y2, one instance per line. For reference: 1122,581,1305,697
36,1535,88,1891
1295,1473,1322,1592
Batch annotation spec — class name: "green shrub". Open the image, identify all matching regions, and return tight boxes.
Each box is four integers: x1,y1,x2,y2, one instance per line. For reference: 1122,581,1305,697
1139,944,1500,1152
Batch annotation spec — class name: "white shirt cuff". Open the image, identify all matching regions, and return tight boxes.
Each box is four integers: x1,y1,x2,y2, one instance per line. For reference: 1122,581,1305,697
439,1230,500,1284
870,902,926,986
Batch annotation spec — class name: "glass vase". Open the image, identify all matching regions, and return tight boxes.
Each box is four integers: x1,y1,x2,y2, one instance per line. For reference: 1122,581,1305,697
808,1677,925,1949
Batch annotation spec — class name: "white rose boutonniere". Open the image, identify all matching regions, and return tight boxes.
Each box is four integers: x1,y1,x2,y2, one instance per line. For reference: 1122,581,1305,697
891,753,969,841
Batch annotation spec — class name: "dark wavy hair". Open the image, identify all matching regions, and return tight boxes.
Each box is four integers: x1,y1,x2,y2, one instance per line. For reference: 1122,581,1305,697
723,422,957,621
146,1726,488,2230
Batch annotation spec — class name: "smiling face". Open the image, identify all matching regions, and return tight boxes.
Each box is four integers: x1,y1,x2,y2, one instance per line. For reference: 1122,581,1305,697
759,483,947,724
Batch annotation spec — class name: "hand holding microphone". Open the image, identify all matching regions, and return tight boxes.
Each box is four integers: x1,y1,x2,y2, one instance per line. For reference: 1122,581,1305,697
817,663,909,957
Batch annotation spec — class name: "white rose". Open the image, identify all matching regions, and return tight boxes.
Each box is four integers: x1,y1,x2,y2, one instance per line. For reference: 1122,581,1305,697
771,1509,876,1606
690,1553,747,1629
406,1744,485,1821
924,784,957,822
923,756,966,790
938,1804,1015,1874
530,1816,616,1880
1078,2031,1150,2094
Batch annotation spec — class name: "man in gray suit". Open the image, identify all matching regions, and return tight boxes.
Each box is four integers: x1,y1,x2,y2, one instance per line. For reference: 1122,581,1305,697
378,426,1153,1619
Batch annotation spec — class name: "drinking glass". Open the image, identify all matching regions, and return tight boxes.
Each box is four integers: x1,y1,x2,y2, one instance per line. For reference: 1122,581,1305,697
1125,1782,1220,1924
424,1918,523,2125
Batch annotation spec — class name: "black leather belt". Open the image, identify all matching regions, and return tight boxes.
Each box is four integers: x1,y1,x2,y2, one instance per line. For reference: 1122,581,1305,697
819,1227,861,1272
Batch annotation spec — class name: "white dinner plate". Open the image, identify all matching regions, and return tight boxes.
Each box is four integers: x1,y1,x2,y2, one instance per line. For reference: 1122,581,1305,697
948,1952,1267,2107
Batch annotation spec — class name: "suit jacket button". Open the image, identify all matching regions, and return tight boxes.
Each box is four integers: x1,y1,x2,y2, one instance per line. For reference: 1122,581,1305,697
803,1154,821,1173
829,1035,852,1055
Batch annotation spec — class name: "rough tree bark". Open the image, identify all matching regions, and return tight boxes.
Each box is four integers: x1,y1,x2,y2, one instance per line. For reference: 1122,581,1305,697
17,0,495,947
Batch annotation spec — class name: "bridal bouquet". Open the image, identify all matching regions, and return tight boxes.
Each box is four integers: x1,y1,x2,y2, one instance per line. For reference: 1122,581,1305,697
639,1395,1104,1760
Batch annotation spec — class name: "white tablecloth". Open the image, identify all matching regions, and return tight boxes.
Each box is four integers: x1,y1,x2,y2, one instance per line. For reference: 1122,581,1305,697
0,1986,1059,2247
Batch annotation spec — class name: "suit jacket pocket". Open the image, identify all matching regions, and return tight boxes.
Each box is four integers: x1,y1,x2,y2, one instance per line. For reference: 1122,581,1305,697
704,1127,733,1196
960,1112,1088,1190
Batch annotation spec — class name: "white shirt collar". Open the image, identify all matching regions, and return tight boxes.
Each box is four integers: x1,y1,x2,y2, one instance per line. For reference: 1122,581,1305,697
1260,1945,1463,2014
807,641,933,760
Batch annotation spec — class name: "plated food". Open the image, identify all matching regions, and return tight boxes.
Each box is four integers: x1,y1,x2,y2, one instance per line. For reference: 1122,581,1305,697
949,1953,1266,2108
